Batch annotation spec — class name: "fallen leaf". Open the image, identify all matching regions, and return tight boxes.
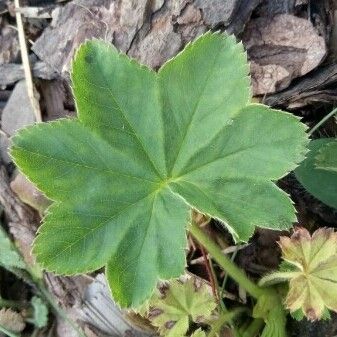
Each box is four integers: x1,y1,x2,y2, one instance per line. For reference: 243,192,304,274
0,308,25,333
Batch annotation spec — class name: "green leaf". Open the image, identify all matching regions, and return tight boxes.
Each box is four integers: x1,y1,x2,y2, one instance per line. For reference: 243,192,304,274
291,308,331,321
278,228,337,320
290,308,305,321
10,32,308,307
190,329,207,337
28,297,48,328
253,293,287,337
143,277,216,337
169,103,307,240
295,139,337,209
0,226,25,269
316,140,337,172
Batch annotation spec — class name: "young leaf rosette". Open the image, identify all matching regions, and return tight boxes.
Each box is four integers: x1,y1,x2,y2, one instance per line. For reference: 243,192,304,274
10,32,308,307
142,276,216,336
260,228,337,321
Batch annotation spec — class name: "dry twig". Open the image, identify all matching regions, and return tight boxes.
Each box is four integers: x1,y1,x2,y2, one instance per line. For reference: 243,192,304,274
14,0,42,122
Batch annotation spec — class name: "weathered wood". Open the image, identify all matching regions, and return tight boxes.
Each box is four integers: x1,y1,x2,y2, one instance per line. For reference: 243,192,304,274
31,0,260,73
0,166,38,267
18,6,55,19
39,79,75,121
226,0,263,35
243,14,326,95
1,80,36,136
0,166,98,336
265,64,337,107
80,274,156,337
257,0,297,16
0,61,57,87
0,25,19,65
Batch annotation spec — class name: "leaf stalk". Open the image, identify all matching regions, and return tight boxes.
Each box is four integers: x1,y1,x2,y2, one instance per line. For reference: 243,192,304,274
189,222,266,299
242,319,264,337
309,107,337,135
208,307,247,337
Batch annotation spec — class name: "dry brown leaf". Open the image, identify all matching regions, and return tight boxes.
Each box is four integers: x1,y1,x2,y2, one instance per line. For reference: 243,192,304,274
0,308,25,332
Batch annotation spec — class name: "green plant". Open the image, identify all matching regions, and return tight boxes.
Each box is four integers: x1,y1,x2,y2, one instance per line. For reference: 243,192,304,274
294,106,337,209
10,32,308,309
0,220,84,336
295,139,337,209
316,140,337,172
141,276,217,336
191,329,207,337
189,220,287,337
260,228,337,321
28,296,48,329
0,226,25,271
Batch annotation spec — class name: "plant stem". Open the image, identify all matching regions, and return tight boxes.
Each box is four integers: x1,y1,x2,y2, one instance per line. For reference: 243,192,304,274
309,107,337,135
242,319,264,337
220,249,238,299
200,245,218,301
189,222,265,299
208,260,227,312
258,271,298,287
208,308,247,337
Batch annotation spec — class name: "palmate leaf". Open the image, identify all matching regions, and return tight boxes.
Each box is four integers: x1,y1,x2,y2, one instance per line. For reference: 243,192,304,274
316,140,337,172
278,228,337,321
295,139,337,209
143,277,216,337
253,293,287,337
28,296,48,328
10,32,308,307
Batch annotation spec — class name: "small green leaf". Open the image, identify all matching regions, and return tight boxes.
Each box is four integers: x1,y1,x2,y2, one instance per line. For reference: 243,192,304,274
295,139,337,209
28,297,48,328
0,226,25,269
291,308,331,321
316,140,337,172
11,32,308,307
290,308,305,321
278,227,337,320
253,293,287,337
143,277,216,337
191,329,207,337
